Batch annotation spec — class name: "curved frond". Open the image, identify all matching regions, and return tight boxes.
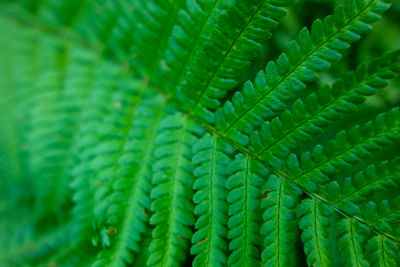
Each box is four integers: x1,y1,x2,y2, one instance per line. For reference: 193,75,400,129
92,96,166,267
152,0,224,94
336,218,370,267
148,113,204,267
69,65,141,239
6,0,186,76
33,46,99,216
282,107,400,188
89,81,143,223
249,50,400,159
365,235,399,266
190,134,233,267
169,0,295,123
260,175,302,266
362,198,400,239
322,158,400,217
129,0,187,73
298,198,334,267
226,154,265,266
1,0,400,266
215,0,392,146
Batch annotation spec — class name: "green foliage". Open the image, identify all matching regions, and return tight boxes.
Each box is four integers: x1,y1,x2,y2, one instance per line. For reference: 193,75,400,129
0,0,399,266
298,199,334,267
226,154,264,266
261,174,302,266
190,135,233,267
336,218,370,267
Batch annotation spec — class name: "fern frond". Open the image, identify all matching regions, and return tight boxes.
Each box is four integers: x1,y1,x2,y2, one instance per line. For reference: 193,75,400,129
15,37,105,219
69,65,139,238
89,81,142,223
169,0,295,122
260,174,302,266
77,0,187,73
24,41,69,218
132,0,187,73
298,198,334,267
148,113,204,267
336,218,370,267
92,95,166,267
190,134,233,267
152,0,225,94
1,0,400,265
362,198,400,238
283,107,400,188
365,234,399,266
30,46,103,218
249,50,400,158
73,0,144,60
9,0,183,76
322,158,400,217
215,0,392,146
226,154,265,266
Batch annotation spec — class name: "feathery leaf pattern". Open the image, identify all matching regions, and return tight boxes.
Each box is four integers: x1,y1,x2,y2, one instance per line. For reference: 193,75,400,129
0,0,399,266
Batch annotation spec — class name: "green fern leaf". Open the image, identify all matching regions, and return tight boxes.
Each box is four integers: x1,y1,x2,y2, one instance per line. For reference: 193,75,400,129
298,199,334,267
362,197,400,238
1,0,400,266
215,0,392,147
92,96,166,267
148,114,203,267
284,107,400,188
69,65,141,240
260,174,302,266
191,134,233,267
226,154,265,266
168,0,295,123
336,218,370,267
322,158,400,217
250,50,400,159
365,235,398,266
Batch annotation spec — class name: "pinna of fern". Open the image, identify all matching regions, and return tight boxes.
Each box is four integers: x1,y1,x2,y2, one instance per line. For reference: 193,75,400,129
249,49,400,159
214,0,392,145
190,134,233,267
0,0,400,266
